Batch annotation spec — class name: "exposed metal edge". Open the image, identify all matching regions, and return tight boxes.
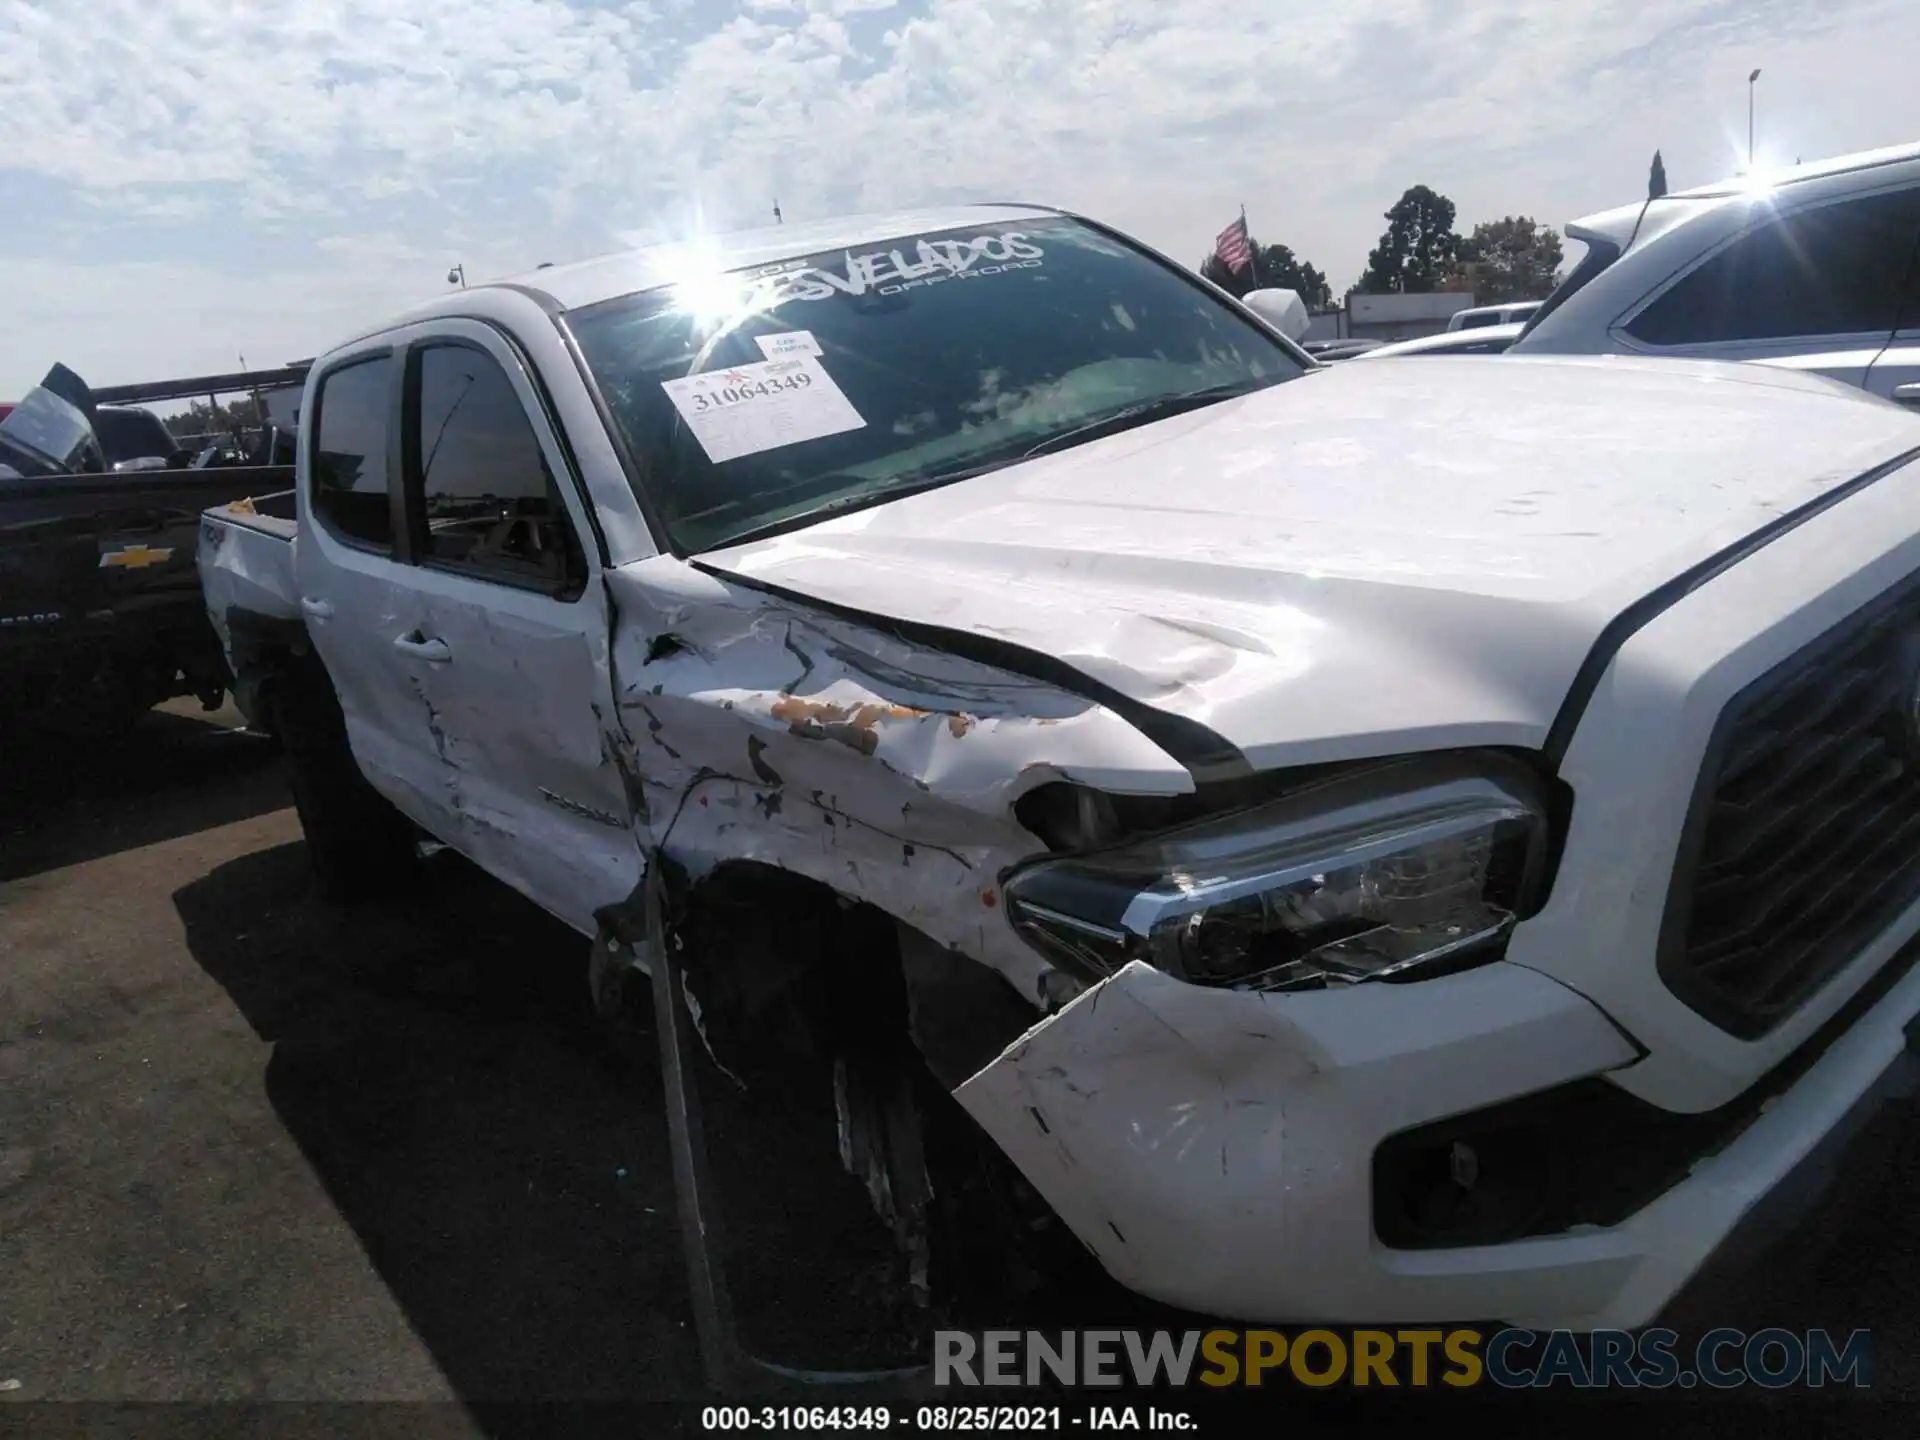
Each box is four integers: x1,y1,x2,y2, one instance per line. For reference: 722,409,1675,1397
1543,441,1920,768
692,559,1254,784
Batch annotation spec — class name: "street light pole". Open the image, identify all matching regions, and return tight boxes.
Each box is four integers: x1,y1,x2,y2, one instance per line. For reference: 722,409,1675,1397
1748,68,1762,169
447,263,467,288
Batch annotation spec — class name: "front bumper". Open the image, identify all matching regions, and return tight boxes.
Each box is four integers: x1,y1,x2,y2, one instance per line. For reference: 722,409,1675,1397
954,944,1920,1331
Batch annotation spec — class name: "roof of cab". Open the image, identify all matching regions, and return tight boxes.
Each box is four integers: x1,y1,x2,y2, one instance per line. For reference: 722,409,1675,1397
1669,138,1920,198
315,203,1076,357
1564,138,1920,244
496,203,1063,314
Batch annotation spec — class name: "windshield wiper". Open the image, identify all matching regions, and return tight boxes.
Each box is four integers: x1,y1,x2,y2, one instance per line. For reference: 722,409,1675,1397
702,466,997,551
698,381,1271,553
1016,381,1268,462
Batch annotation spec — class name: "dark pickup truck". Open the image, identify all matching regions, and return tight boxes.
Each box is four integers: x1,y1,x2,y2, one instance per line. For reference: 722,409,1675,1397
1,362,304,734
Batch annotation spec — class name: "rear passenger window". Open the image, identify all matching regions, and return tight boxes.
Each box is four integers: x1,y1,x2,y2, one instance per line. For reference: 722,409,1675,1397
410,345,585,596
1627,187,1920,346
311,356,395,549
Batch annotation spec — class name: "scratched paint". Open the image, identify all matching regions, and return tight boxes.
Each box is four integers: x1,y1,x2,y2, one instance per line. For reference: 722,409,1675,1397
197,505,301,660
601,557,1193,1002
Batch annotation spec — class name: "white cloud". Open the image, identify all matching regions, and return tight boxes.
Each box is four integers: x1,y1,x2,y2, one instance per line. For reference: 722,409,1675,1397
3,0,1919,392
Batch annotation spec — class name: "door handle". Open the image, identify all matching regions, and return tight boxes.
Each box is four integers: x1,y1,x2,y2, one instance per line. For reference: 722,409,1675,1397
1892,383,1920,406
299,596,333,621
392,632,453,663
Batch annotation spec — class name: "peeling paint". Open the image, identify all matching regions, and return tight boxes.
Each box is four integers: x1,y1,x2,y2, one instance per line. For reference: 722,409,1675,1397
600,558,1195,1005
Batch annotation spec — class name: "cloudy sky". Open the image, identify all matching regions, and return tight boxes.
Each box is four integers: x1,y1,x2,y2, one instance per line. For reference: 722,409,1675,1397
4,0,1919,396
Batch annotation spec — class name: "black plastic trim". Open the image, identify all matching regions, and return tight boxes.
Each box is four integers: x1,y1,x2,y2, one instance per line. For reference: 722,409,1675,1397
388,341,418,566
1543,442,1920,769
1655,564,1920,1038
1374,925,1920,1250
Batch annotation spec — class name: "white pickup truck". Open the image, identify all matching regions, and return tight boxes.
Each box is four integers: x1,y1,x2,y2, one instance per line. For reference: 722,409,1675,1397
200,204,1920,1343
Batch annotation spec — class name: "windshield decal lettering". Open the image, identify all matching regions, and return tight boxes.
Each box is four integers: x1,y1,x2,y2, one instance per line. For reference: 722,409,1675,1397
771,232,1046,303
755,330,823,360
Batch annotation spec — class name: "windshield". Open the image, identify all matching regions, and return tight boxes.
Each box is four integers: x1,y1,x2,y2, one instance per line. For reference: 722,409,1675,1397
95,407,178,465
566,216,1309,553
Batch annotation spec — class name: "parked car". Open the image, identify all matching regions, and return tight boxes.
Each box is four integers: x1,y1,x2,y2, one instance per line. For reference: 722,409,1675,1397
1301,338,1383,362
1512,140,1920,405
1447,301,1541,332
1348,322,1526,359
2,362,300,734
201,203,1920,1355
94,403,193,470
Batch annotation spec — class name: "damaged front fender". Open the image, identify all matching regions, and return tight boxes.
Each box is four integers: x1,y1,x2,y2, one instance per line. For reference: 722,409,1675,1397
602,558,1197,1003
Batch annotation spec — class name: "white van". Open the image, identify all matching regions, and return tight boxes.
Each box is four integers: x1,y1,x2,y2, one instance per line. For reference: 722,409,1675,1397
1447,300,1543,332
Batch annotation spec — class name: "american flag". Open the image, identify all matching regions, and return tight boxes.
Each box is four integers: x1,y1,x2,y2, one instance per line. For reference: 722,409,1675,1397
1214,214,1253,274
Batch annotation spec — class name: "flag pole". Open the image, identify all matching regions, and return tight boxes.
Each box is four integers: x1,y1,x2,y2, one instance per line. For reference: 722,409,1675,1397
1243,204,1259,288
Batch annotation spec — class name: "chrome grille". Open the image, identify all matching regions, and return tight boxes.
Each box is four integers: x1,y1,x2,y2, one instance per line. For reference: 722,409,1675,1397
1661,576,1920,1038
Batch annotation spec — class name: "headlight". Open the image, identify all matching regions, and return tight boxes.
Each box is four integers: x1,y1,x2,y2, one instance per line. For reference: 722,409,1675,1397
1003,756,1549,992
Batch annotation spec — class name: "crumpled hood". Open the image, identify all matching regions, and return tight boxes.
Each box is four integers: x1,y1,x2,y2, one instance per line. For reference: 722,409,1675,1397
702,355,1920,774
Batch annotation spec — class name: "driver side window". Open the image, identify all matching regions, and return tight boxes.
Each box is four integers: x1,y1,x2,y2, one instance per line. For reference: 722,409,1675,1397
405,342,587,598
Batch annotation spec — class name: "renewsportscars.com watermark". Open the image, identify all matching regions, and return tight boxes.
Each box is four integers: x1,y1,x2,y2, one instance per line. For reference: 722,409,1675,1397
935,1328,1874,1390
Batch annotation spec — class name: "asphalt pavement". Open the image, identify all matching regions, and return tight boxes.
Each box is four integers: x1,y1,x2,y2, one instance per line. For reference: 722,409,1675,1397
1,703,696,1414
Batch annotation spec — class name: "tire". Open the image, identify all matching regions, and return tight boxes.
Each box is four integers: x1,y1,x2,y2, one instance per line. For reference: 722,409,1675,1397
270,659,419,901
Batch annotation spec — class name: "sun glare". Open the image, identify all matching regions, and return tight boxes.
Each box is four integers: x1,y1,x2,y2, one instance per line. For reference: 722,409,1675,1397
657,239,751,328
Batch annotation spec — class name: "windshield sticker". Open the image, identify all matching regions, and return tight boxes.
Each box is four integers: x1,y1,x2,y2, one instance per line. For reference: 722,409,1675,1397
661,355,866,465
755,329,822,360
770,231,1046,303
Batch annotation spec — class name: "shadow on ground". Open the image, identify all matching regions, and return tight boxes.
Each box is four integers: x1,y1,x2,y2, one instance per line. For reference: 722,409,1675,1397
171,841,703,1402
2,705,288,882
155,749,1920,1411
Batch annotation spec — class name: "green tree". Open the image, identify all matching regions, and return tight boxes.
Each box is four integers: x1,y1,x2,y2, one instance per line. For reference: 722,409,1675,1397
1356,185,1464,294
164,397,261,442
1648,150,1669,199
1201,239,1332,309
1459,216,1565,304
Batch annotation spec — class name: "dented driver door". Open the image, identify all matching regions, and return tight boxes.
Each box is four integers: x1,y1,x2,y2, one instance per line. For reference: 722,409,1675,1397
383,320,638,935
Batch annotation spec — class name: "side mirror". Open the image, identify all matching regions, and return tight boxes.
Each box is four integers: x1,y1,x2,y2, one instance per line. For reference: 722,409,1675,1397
1240,287,1311,342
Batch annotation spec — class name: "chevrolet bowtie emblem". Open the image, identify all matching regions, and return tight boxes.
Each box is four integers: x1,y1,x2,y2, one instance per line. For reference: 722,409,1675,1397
99,543,175,569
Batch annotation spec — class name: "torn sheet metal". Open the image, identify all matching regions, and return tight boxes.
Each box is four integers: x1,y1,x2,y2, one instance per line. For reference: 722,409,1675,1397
602,559,1194,1001
954,958,1639,1321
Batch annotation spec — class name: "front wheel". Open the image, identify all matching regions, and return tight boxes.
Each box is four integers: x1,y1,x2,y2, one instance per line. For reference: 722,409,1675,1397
270,661,419,901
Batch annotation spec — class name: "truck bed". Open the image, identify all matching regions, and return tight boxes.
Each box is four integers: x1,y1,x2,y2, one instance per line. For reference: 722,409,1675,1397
3,466,296,710
199,492,302,729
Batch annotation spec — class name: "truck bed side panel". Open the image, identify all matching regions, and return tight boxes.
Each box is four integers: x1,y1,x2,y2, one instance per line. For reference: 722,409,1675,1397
199,497,300,692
